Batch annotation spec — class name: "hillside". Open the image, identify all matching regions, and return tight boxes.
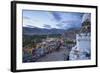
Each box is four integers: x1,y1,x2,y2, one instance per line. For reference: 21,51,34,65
23,27,66,36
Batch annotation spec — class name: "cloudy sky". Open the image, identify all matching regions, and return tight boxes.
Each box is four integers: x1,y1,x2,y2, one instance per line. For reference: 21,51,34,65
23,10,85,29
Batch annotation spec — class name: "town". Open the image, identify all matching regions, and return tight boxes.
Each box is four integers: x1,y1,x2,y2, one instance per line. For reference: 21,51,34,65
22,12,91,63
23,34,75,62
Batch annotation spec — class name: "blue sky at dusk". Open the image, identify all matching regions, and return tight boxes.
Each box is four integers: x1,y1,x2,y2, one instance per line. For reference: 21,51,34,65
23,10,85,29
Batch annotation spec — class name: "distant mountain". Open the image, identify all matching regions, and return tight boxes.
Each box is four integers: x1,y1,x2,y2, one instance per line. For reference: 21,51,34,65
63,27,80,40
23,27,66,35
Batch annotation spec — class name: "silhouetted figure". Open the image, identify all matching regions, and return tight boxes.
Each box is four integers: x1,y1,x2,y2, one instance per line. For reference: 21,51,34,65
66,55,69,60
63,50,70,61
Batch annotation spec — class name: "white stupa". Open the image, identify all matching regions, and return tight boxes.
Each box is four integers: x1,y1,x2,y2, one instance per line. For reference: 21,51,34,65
69,33,91,60
69,14,91,60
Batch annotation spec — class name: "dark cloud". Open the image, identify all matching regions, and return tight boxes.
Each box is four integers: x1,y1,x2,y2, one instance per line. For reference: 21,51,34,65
69,13,84,18
56,19,81,29
62,20,80,24
56,23,63,27
63,22,81,29
43,24,52,29
51,12,62,21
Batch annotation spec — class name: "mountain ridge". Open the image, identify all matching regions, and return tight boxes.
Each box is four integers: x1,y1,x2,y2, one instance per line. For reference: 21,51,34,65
23,27,66,35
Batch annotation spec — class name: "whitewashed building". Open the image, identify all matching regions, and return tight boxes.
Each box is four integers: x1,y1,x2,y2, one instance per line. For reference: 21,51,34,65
69,13,91,60
69,33,91,60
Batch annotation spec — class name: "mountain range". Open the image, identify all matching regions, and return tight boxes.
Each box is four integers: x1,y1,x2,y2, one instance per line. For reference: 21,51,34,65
23,27,66,36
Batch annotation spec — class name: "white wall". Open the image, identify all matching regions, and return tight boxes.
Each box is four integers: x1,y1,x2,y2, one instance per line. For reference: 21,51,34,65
0,0,99,73
76,33,91,52
70,33,91,60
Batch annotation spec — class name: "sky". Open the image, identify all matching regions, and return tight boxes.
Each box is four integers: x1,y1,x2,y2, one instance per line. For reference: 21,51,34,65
23,10,85,30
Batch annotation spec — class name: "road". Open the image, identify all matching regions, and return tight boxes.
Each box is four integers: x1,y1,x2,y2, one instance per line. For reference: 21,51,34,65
36,48,69,62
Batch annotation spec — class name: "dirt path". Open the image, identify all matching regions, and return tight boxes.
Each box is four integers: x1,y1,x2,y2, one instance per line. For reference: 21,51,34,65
36,49,68,62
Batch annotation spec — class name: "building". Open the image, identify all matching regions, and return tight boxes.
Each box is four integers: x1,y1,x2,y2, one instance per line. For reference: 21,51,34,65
69,33,91,60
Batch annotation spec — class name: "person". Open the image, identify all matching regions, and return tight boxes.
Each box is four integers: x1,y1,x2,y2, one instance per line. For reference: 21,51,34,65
63,53,69,61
